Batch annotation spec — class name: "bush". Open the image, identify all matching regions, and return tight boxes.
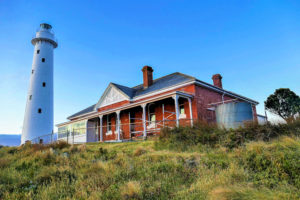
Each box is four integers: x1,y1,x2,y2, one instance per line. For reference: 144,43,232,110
49,140,70,150
133,147,147,156
157,119,300,150
0,158,9,169
241,137,300,189
121,181,142,200
157,121,224,150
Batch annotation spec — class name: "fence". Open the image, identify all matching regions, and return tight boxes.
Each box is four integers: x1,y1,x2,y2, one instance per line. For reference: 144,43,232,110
27,132,56,144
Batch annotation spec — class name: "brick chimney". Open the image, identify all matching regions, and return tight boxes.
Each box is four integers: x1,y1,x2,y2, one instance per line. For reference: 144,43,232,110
212,74,223,88
142,66,154,88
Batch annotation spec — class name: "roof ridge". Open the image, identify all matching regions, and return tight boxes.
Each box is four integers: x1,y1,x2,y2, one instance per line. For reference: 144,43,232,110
111,82,134,89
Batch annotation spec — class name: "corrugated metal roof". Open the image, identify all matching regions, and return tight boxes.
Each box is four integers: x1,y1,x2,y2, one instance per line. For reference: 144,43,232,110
133,72,194,97
67,73,193,119
67,104,96,120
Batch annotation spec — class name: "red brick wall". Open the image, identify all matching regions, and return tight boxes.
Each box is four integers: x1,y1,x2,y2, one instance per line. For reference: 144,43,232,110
194,85,233,123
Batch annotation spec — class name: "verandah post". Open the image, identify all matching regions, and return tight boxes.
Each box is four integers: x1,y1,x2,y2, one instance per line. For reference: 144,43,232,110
72,128,74,145
141,104,147,140
128,112,131,139
172,95,180,127
188,98,194,127
162,104,165,127
116,111,121,141
99,115,103,142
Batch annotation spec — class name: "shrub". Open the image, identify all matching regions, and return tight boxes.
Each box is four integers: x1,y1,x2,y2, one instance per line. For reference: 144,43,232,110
7,148,18,154
157,119,300,150
157,121,224,150
49,140,69,150
95,147,117,161
121,181,142,200
0,158,9,169
241,137,300,189
133,147,147,156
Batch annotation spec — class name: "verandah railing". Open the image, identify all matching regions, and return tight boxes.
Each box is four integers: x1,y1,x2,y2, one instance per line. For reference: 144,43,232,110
27,118,196,145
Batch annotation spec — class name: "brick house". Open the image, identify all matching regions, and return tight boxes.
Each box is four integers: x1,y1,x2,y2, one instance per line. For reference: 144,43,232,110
57,66,258,143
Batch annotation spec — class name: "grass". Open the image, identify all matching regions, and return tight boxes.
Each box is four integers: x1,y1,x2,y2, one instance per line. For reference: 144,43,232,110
0,123,299,199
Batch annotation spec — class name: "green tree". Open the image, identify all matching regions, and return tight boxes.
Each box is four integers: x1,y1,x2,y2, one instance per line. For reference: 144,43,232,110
265,88,300,122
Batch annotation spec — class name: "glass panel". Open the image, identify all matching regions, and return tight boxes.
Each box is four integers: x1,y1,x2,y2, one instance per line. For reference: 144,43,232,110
180,105,185,114
58,120,86,138
150,114,156,126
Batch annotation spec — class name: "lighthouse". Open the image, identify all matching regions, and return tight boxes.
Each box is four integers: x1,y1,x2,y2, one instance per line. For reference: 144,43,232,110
21,23,57,144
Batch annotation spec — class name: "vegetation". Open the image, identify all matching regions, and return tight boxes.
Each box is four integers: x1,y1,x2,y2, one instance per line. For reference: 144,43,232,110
265,88,300,122
0,121,299,199
157,119,300,150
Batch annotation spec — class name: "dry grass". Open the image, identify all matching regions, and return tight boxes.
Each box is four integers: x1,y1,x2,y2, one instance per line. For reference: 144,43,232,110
0,158,9,168
208,187,233,200
0,135,299,199
133,147,147,156
121,181,141,200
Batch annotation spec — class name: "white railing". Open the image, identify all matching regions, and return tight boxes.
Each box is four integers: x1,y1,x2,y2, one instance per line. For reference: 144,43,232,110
27,118,196,145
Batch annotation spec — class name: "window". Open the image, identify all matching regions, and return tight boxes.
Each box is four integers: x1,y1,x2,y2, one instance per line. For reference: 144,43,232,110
130,112,135,132
180,104,185,114
32,69,34,74
38,108,42,113
107,115,112,132
150,114,156,123
29,95,32,100
179,104,186,119
148,104,156,126
37,50,40,54
42,58,45,62
42,82,46,87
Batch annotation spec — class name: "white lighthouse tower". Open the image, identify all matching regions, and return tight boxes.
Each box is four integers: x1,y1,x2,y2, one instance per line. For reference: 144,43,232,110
21,23,57,144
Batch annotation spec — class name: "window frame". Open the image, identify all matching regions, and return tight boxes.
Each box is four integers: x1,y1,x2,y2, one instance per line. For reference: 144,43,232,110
107,115,112,132
179,104,185,115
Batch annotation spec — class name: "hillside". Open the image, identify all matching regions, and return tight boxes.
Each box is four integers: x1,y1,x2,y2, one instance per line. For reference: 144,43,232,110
0,134,299,199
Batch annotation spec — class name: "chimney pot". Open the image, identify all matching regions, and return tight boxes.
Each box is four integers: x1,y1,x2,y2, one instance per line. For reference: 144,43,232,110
142,66,154,89
212,74,223,88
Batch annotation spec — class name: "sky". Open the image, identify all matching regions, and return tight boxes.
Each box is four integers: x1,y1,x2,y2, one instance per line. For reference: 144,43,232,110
0,0,299,134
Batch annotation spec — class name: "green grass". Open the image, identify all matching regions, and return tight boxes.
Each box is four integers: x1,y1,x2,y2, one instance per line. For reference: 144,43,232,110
0,134,299,200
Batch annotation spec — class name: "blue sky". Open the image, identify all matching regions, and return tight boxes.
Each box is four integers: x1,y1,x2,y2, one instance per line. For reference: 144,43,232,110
0,0,299,134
